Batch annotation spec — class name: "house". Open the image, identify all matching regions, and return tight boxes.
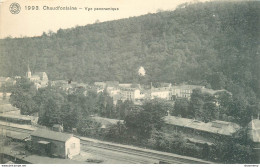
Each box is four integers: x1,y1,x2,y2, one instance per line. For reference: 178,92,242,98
94,82,106,88
248,119,260,162
120,87,144,102
107,87,120,96
0,77,16,87
164,115,240,142
106,81,119,87
91,116,123,129
201,88,232,97
0,104,20,113
171,85,205,99
51,80,68,87
51,80,88,95
119,83,133,88
6,131,30,142
0,104,38,125
105,81,120,94
102,82,145,104
26,65,48,89
150,87,172,100
0,113,32,125
0,92,12,99
29,129,80,159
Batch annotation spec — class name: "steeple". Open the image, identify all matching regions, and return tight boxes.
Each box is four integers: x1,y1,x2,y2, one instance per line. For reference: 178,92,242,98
27,64,31,72
26,64,31,78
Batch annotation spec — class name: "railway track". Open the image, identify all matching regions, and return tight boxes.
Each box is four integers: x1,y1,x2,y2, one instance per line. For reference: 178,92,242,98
82,147,154,164
80,139,212,164
0,123,213,164
0,123,34,134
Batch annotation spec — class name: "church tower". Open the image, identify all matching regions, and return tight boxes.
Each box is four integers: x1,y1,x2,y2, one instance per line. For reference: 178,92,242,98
26,64,31,78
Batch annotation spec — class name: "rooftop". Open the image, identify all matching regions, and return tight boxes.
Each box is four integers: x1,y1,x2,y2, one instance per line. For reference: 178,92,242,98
0,77,8,82
164,116,240,136
34,72,47,76
106,81,119,87
248,119,260,143
172,85,205,90
0,104,19,113
92,116,123,128
201,88,232,96
120,87,140,91
0,113,32,121
151,87,171,92
52,80,68,84
6,131,30,140
31,129,74,142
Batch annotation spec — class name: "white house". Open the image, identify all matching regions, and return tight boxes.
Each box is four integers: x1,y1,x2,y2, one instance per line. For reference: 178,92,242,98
30,129,80,159
171,85,205,99
26,65,48,89
151,87,172,100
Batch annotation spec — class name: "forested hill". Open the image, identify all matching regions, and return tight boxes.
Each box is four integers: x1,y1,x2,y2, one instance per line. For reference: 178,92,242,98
0,1,259,97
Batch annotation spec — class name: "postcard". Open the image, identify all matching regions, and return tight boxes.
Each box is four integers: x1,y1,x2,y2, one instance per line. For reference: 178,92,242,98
0,0,259,165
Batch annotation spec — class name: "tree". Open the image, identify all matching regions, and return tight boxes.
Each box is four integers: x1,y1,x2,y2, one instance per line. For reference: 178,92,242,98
190,89,220,122
124,100,168,140
96,92,114,118
229,96,251,126
202,101,218,122
142,99,170,130
9,77,38,115
214,140,254,163
207,72,227,90
38,97,61,127
217,91,233,114
36,86,67,126
105,121,128,142
115,100,134,119
173,98,192,118
60,104,78,131
76,116,101,137
124,105,148,139
190,89,204,121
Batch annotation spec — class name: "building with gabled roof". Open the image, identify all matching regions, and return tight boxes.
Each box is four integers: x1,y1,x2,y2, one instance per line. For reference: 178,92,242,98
171,85,205,99
248,119,260,143
248,119,260,162
0,77,16,87
29,129,80,159
91,116,123,129
0,104,19,113
201,88,232,96
26,65,48,89
164,115,240,143
150,87,172,100
120,87,144,102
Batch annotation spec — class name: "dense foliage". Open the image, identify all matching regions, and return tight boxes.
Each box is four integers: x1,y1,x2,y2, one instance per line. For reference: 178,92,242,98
173,89,259,126
2,1,259,122
0,1,259,97
9,78,38,115
124,100,169,139
7,77,257,163
2,1,259,163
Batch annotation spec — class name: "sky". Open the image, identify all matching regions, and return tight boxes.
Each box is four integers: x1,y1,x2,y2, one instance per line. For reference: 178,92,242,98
0,0,209,38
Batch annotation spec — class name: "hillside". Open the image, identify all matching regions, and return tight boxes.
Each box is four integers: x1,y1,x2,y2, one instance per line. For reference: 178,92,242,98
0,1,259,99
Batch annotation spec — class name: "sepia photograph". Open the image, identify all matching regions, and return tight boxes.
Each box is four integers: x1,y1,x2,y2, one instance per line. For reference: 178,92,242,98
0,0,259,165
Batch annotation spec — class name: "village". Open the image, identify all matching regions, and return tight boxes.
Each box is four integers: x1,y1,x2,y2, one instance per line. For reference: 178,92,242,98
0,68,259,164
